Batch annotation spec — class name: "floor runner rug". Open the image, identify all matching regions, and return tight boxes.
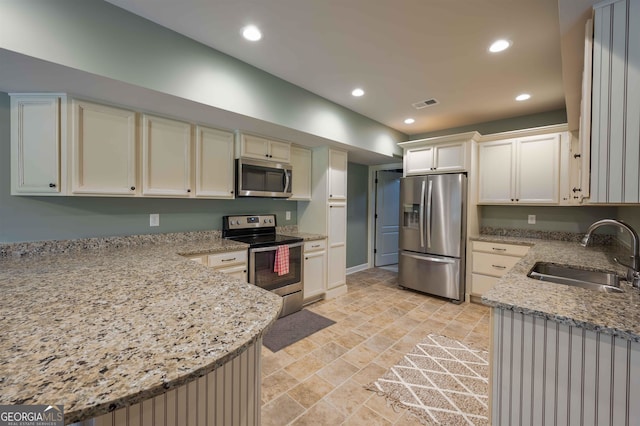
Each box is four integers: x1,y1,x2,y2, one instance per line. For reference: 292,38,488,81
263,309,335,352
366,334,489,425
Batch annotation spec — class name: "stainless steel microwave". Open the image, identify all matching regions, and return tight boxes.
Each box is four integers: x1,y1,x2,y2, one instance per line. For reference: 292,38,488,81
236,158,292,198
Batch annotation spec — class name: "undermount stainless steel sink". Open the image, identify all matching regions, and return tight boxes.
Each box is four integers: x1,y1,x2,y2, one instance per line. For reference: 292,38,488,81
527,262,623,293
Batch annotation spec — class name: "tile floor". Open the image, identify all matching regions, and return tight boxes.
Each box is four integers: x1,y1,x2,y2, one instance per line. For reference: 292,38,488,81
260,267,490,425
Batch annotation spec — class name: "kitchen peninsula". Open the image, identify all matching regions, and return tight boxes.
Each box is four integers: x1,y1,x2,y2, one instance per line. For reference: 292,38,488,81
480,235,640,425
0,232,283,425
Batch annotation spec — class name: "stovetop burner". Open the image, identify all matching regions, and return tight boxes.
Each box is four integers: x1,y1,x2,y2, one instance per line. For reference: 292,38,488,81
222,214,303,248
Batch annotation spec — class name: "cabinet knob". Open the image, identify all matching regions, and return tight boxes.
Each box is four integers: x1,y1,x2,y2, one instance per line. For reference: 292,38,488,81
130,186,136,191
230,190,234,194
305,257,309,260
265,154,269,157
516,199,519,202
511,198,514,201
187,189,191,193
49,183,56,188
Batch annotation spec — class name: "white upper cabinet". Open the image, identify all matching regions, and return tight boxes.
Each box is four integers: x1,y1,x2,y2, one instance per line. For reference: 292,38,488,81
289,145,312,201
478,133,561,204
589,0,640,203
328,149,348,201
478,140,514,203
238,133,291,163
194,126,235,199
10,93,66,195
142,114,193,197
71,100,137,196
399,132,477,176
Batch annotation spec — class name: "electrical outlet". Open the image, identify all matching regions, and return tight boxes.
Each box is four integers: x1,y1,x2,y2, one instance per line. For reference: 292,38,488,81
528,214,536,225
150,213,160,227
286,211,291,221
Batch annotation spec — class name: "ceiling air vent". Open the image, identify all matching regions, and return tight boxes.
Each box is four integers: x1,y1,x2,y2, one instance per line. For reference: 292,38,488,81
412,98,439,109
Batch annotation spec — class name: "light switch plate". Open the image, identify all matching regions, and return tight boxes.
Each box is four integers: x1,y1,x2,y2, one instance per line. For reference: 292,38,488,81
150,213,160,227
286,211,291,221
528,214,536,225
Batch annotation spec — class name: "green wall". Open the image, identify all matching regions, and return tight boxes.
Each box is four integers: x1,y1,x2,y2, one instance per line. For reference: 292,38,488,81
346,163,369,268
0,93,297,243
480,205,618,233
411,109,568,139
0,0,405,157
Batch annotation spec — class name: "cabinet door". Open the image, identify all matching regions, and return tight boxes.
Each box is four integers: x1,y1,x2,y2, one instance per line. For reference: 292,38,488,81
328,149,348,201
515,134,560,204
240,134,270,160
268,140,291,163
142,115,192,197
434,143,466,171
289,146,312,200
195,126,234,199
478,140,514,203
405,146,434,175
10,95,63,194
327,202,346,289
217,264,248,282
71,100,137,195
304,250,326,301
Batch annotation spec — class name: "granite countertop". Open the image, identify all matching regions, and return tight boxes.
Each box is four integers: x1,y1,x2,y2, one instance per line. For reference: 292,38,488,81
475,235,640,342
282,232,326,242
0,237,282,423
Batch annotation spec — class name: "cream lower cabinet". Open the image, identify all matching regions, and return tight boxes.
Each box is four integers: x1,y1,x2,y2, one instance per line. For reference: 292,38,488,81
10,93,66,195
71,99,137,196
478,133,562,204
470,241,530,297
185,250,248,282
303,239,327,304
327,202,347,294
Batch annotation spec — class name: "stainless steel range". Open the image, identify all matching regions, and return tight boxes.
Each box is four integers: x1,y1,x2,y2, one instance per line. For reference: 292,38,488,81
222,214,304,317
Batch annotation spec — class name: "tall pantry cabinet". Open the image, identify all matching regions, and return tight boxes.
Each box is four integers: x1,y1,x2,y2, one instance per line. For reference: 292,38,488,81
298,147,348,299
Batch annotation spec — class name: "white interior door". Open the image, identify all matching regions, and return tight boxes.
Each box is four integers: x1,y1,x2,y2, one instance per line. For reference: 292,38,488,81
375,170,402,266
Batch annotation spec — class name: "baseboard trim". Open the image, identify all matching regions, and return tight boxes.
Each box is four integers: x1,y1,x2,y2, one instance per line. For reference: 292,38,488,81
325,284,347,299
346,263,369,275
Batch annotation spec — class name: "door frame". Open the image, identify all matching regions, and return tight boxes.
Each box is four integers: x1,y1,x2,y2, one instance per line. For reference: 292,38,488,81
366,162,403,271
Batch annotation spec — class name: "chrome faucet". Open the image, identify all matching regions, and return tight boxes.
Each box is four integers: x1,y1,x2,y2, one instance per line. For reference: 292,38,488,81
581,219,640,288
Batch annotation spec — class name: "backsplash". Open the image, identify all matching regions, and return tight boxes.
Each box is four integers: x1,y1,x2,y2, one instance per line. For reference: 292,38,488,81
480,226,613,245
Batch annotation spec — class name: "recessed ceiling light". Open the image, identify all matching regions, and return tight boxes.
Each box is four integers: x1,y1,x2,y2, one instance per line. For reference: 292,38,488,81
351,88,365,97
515,93,531,101
489,39,511,53
242,25,262,41
404,118,415,124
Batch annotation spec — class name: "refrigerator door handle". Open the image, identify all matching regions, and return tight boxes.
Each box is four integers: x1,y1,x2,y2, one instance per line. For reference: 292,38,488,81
419,180,426,248
401,252,456,264
426,179,433,248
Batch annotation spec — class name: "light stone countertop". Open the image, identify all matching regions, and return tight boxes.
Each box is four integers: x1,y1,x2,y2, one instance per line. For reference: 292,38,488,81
0,237,282,424
474,235,640,342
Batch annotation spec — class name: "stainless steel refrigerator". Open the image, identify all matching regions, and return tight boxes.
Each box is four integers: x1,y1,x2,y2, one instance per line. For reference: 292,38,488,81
398,173,467,302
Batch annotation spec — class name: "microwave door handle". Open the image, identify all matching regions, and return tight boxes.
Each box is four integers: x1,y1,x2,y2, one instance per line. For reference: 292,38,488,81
284,170,291,192
419,180,425,248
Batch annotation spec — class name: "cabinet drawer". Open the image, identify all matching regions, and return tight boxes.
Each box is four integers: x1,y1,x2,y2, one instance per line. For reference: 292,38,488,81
472,241,530,257
472,252,521,277
207,250,247,268
471,273,500,296
304,240,327,252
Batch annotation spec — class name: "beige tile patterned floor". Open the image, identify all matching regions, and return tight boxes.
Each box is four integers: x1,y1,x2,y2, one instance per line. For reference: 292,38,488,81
261,268,490,425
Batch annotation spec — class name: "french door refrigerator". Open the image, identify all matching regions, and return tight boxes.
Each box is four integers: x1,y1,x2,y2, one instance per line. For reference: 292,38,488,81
398,173,467,302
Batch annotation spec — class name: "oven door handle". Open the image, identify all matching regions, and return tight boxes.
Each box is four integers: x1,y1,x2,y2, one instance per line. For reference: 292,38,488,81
249,241,303,253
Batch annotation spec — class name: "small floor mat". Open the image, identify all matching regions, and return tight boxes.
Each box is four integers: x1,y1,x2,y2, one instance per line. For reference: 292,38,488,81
366,334,489,425
263,309,335,352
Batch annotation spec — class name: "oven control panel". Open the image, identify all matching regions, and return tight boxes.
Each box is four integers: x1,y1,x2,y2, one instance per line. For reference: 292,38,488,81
224,214,276,229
